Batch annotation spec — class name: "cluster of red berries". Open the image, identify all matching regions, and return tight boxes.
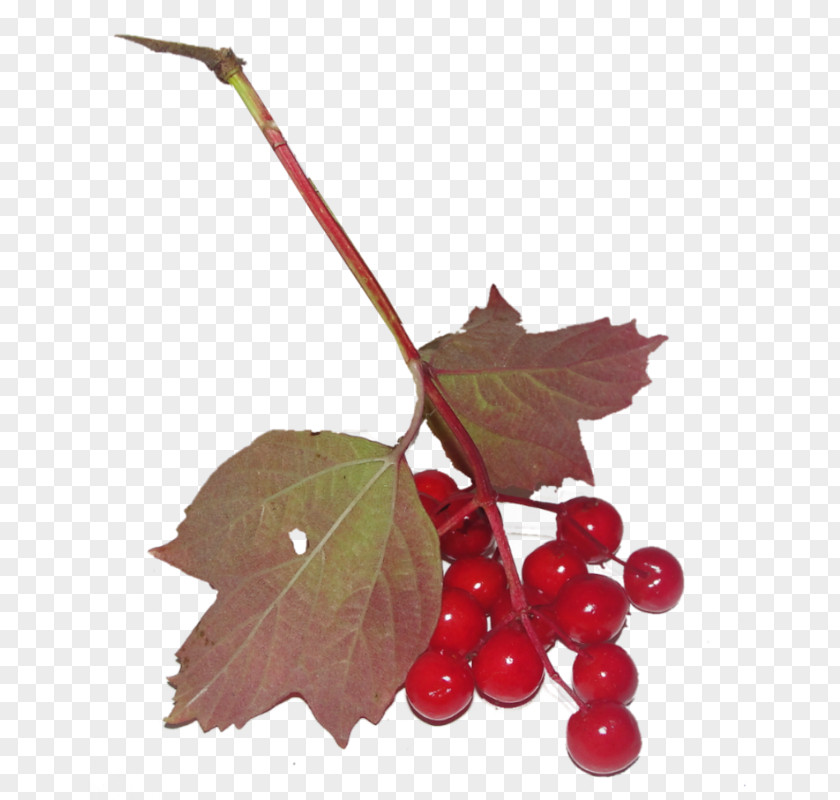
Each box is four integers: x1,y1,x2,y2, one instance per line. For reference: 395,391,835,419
404,469,684,776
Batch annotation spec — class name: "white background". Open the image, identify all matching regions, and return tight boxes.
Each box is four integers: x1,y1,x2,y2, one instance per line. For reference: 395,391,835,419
3,2,837,798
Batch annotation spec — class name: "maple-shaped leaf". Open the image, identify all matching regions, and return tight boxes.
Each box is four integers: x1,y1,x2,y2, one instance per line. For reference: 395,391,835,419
420,286,667,495
150,429,442,747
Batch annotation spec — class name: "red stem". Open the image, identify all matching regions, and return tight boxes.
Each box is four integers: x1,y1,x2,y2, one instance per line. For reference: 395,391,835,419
119,37,583,707
500,492,631,571
420,368,573,696
497,493,564,513
229,66,541,652
234,67,579,703
227,71,421,367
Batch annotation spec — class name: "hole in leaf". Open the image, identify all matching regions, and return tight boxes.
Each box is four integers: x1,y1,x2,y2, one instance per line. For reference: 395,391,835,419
288,528,308,555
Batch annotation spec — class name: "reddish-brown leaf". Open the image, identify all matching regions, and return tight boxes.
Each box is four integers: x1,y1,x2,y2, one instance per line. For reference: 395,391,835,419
151,430,442,747
420,286,667,494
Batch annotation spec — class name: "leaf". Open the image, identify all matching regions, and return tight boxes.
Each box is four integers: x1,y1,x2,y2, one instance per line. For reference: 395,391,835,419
150,429,442,747
420,286,667,495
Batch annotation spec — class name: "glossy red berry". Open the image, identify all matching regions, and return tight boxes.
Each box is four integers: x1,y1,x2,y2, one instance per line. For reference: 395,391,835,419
522,540,588,601
414,469,459,502
623,546,684,613
443,556,507,612
572,643,638,705
472,626,544,706
550,573,629,645
556,496,623,565
437,499,494,561
404,649,474,723
566,702,642,775
429,587,487,656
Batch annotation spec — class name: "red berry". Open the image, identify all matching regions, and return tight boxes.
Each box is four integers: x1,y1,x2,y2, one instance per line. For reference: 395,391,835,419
550,573,629,645
472,626,544,706
556,497,623,565
443,556,507,612
404,649,474,723
429,587,487,656
566,702,642,775
414,469,459,502
572,643,638,705
522,540,588,601
623,546,684,613
437,497,494,561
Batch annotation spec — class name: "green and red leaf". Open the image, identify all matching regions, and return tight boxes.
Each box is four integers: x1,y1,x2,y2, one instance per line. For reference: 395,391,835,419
420,286,667,494
151,430,442,747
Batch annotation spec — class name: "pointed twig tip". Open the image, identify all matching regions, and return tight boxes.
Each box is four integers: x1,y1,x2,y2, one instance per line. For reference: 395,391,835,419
116,34,245,84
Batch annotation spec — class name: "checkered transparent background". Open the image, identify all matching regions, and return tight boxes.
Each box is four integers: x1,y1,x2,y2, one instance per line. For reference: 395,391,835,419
3,3,837,798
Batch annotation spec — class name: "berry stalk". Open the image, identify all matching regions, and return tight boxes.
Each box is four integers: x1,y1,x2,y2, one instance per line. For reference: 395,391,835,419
496,493,563,513
499,491,627,567
419,368,569,690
